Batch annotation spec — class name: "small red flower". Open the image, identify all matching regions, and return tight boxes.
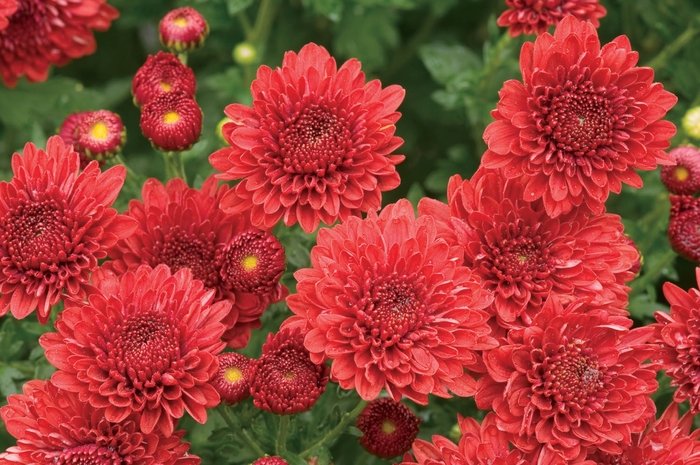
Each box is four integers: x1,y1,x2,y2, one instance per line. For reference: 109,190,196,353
0,136,136,323
104,176,288,349
0,379,198,465
58,111,96,168
132,51,196,107
668,195,700,262
483,16,677,217
0,0,118,87
475,297,658,464
284,199,496,404
140,91,202,152
653,268,700,413
252,458,289,465
497,0,606,37
661,146,700,195
356,398,421,459
40,264,229,437
159,7,209,53
210,42,405,233
76,109,126,161
249,328,330,415
219,229,286,295
211,352,252,405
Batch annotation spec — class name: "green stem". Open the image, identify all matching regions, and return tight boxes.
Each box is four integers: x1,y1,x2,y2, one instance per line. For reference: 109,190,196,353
275,415,290,456
177,52,188,66
299,399,369,458
218,405,268,457
645,23,698,70
250,0,278,47
162,151,187,183
237,10,253,37
631,248,676,296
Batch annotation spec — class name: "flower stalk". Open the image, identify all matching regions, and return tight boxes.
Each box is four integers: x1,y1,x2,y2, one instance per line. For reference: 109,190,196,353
299,399,368,458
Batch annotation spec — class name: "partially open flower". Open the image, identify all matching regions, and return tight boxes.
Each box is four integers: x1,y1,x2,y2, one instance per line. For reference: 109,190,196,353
668,195,700,262
76,110,126,161
159,7,209,53
132,51,196,107
661,146,700,195
219,229,286,295
252,458,288,465
357,398,421,459
211,352,252,405
58,111,94,168
140,91,202,152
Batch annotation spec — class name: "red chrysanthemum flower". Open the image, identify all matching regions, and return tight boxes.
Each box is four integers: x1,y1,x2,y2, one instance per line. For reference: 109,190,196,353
419,168,638,329
211,352,252,405
210,42,405,233
252,458,288,465
58,111,97,168
219,229,286,295
76,109,126,161
668,195,700,262
482,15,677,218
284,199,497,404
132,51,196,107
0,136,136,323
140,91,202,152
497,0,606,37
0,379,198,465
586,403,700,465
356,398,421,459
400,413,534,465
661,146,700,195
159,7,209,53
40,264,229,437
104,176,288,349
475,297,658,464
0,0,118,88
249,328,329,415
652,269,700,413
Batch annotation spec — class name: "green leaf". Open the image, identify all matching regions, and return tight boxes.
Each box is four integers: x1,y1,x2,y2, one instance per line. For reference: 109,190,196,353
406,182,425,213
280,452,308,465
302,0,344,21
333,8,399,71
226,0,254,16
0,367,23,397
420,42,482,86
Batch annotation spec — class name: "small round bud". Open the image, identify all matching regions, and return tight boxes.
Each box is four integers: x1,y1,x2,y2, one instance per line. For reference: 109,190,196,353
159,7,209,53
58,111,96,169
140,91,203,152
232,42,258,65
132,51,196,108
219,229,286,295
76,110,126,161
252,458,288,465
683,107,700,140
661,146,700,195
211,353,252,405
356,398,421,459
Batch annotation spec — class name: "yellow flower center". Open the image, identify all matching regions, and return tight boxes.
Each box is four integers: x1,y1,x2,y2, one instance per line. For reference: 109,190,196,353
173,16,188,27
284,371,295,380
675,166,690,182
241,255,258,271
381,419,396,435
163,111,180,124
159,81,172,92
90,122,109,140
224,366,243,383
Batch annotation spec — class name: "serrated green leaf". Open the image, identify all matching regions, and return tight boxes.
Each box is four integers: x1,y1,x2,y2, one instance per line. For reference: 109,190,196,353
227,0,254,16
420,42,482,86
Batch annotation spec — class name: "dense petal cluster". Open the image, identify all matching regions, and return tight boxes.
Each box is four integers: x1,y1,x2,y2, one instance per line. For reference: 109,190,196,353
210,42,405,233
668,195,700,262
400,413,533,465
0,379,197,465
40,264,229,437
104,176,287,348
252,458,288,465
356,398,421,459
653,268,700,413
0,136,136,323
159,7,209,53
219,229,286,295
211,352,252,405
476,297,658,464
140,91,203,152
284,199,496,404
132,51,196,107
497,0,606,37
0,0,118,87
76,109,126,161
661,146,700,195
249,328,329,415
420,168,638,328
483,16,677,217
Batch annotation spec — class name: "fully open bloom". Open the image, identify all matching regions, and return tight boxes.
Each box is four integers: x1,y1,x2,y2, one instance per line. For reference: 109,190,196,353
140,91,202,152
210,42,405,233
159,7,209,53
653,268,700,413
356,398,421,459
661,146,700,195
0,379,197,465
284,199,496,404
419,168,638,328
0,136,136,323
475,297,658,464
497,0,606,37
668,195,700,262
40,264,229,437
0,0,118,87
483,16,677,217
211,352,252,405
132,51,196,107
104,176,287,348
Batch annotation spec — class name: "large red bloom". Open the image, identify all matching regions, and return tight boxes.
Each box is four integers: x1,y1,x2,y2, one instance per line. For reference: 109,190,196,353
284,199,496,404
0,0,118,87
210,42,405,233
40,264,229,437
419,168,638,329
482,15,677,217
0,136,136,323
0,379,197,465
652,268,700,413
104,176,287,349
475,297,658,464
497,0,606,37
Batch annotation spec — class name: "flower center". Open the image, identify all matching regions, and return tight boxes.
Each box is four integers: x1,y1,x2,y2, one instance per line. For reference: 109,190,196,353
225,366,244,383
157,227,219,288
163,111,180,124
159,81,172,92
242,255,258,271
675,166,690,182
485,224,554,284
381,419,397,434
54,444,123,465
173,16,188,27
90,122,109,140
